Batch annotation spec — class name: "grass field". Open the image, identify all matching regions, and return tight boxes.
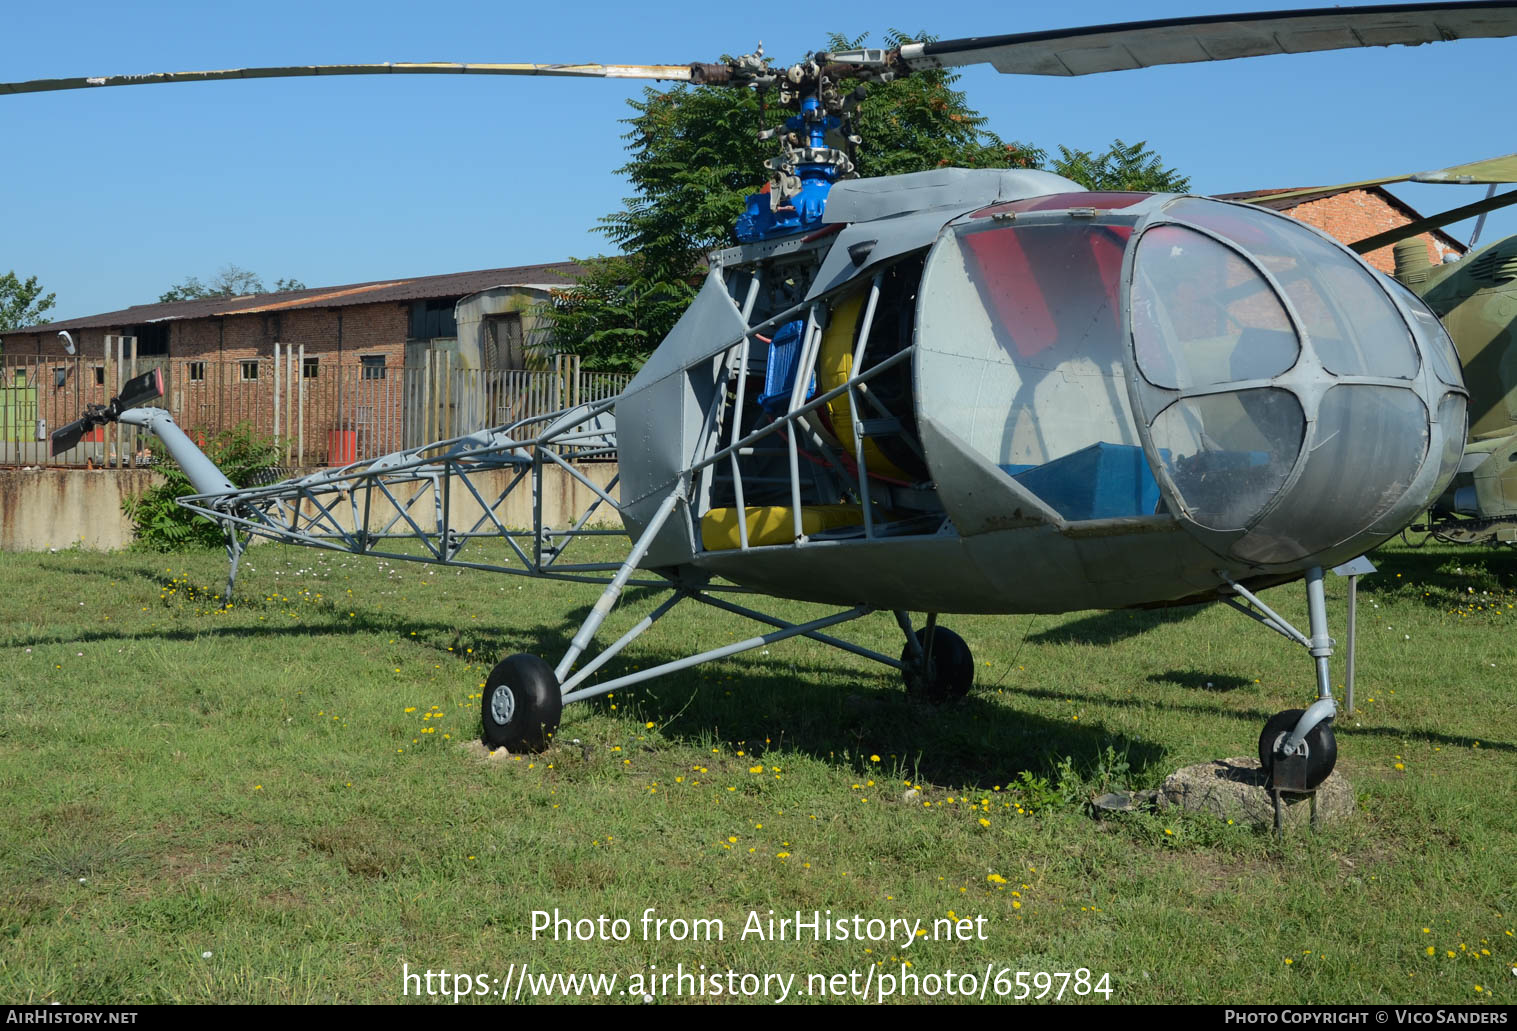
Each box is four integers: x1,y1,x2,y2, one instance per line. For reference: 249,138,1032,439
0,535,1513,1005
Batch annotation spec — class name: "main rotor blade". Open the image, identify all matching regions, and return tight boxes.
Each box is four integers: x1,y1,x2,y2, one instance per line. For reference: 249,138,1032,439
50,418,88,458
0,61,694,97
901,2,1517,76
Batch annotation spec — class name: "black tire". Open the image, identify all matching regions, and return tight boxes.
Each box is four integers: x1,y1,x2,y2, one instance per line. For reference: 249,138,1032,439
1257,708,1338,791
481,654,562,753
900,626,974,703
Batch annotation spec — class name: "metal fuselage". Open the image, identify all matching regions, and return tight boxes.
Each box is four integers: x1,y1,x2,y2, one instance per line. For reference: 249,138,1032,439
614,169,1466,614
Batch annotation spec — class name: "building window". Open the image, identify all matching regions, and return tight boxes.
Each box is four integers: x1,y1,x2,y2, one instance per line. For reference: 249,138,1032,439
188,361,205,382
241,360,259,381
302,356,319,379
360,354,386,380
53,367,69,389
93,366,105,385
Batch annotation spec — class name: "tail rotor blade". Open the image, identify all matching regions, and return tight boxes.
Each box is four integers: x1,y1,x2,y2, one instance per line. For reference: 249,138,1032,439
50,418,88,457
116,368,164,411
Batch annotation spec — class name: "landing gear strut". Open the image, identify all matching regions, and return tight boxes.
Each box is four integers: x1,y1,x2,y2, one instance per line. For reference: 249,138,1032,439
1222,565,1342,798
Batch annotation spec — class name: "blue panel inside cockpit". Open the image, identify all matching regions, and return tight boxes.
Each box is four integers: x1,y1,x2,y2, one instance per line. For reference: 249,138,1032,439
1001,442,1164,521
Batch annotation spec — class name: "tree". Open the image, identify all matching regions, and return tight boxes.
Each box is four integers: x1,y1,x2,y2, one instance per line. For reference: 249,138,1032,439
836,31,1044,179
544,38,1187,370
1050,139,1191,193
159,264,306,303
545,31,1044,370
0,271,57,331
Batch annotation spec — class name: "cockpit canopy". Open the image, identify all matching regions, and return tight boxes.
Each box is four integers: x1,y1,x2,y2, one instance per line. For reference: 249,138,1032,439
916,193,1466,569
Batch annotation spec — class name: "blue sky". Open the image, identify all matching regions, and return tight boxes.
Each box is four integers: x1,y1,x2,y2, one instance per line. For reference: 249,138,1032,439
6,0,1517,321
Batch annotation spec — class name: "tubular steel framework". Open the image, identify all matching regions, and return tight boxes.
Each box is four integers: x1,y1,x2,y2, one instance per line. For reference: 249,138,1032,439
162,261,933,709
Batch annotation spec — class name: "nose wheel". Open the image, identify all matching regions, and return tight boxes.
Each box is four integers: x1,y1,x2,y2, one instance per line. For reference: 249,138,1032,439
481,653,562,752
1258,708,1338,792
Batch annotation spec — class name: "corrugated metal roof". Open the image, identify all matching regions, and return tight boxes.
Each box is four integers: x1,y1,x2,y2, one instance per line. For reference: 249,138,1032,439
7,261,583,335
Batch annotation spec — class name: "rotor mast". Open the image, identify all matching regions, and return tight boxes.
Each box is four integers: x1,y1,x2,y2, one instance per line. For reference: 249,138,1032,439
695,46,904,241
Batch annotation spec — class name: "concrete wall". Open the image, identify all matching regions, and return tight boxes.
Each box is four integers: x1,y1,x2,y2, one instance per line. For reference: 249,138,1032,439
0,467,162,551
0,463,621,551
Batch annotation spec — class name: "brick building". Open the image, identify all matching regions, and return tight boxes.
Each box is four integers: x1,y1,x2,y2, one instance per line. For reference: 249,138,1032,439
1218,184,1465,272
0,262,585,466
2,261,580,369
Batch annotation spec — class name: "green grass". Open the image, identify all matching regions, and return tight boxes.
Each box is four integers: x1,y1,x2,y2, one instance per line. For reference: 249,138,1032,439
0,538,1513,1004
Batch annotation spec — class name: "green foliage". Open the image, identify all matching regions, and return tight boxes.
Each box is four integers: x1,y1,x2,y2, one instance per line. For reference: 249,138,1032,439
541,256,694,372
540,81,771,368
541,40,1187,371
122,422,283,551
542,31,1044,369
1013,769,1061,814
1050,138,1191,193
158,265,305,303
0,270,57,331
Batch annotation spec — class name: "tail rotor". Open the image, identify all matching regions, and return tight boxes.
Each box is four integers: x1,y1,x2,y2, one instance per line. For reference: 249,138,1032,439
50,368,165,458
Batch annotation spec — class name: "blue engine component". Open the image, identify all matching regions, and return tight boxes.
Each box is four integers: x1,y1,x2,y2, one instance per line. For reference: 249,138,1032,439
735,96,847,243
755,319,814,414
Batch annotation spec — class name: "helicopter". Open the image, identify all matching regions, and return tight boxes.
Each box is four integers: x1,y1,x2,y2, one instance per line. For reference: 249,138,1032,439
13,2,1517,804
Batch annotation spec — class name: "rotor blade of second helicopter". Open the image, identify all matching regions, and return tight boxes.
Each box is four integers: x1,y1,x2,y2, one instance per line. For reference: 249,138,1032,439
1238,152,1517,208
901,1,1517,76
1350,186,1517,253
0,61,694,97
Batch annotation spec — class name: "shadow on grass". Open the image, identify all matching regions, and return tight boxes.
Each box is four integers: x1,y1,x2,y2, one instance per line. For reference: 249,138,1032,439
573,654,1167,791
996,680,1514,755
1027,604,1207,646
1146,669,1253,693
37,560,183,590
17,584,1510,778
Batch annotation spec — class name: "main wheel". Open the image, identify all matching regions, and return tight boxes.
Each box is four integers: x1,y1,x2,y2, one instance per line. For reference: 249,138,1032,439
481,653,562,752
1257,708,1338,791
900,627,974,703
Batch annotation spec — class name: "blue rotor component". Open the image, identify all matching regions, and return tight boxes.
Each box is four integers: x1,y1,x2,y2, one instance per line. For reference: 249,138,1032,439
735,96,847,242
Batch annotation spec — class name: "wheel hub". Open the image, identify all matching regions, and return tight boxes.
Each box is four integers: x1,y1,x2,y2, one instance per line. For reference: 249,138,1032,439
490,685,517,726
1269,732,1309,761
